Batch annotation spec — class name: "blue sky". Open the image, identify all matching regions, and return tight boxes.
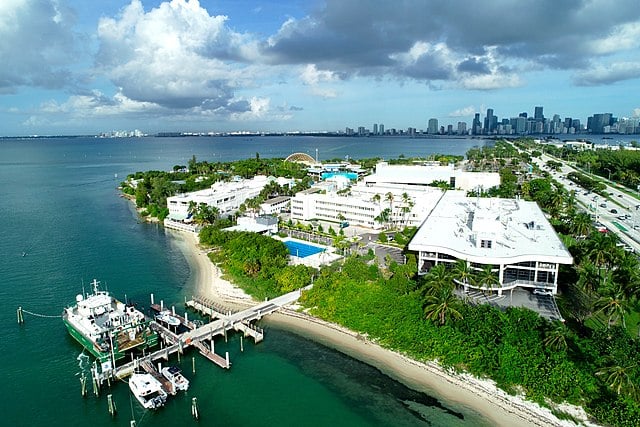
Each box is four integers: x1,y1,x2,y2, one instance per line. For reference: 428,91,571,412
1,0,640,136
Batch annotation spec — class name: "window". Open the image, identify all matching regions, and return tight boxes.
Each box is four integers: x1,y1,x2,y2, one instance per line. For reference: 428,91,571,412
480,239,492,248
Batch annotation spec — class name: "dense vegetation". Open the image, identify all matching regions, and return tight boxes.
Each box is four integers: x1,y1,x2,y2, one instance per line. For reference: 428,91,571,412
300,254,640,426
120,155,312,221
199,227,315,300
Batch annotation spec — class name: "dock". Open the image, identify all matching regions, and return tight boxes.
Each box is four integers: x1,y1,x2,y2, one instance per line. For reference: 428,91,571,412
112,285,310,380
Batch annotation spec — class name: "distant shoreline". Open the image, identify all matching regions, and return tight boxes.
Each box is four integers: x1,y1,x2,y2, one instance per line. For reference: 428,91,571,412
169,228,590,427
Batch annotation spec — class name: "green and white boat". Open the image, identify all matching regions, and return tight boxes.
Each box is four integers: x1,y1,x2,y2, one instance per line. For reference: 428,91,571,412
62,279,158,363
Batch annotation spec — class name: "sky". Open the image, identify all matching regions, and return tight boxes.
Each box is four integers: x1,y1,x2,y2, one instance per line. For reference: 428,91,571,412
1,0,640,136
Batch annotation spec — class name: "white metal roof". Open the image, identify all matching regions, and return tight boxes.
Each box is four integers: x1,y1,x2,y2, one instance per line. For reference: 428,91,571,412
409,193,573,265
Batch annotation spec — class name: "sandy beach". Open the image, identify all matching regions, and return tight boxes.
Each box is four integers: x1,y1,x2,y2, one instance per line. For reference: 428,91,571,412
174,229,591,427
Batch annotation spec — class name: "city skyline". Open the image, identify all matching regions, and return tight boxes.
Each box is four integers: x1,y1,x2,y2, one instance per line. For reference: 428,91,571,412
1,0,640,136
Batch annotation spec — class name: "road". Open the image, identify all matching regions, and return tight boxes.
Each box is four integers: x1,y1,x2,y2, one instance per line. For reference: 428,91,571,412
529,149,640,254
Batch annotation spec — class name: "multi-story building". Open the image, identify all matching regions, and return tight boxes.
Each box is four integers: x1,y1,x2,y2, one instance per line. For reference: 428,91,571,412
166,176,280,220
363,162,500,192
291,183,457,229
409,193,573,295
260,196,291,215
428,118,439,134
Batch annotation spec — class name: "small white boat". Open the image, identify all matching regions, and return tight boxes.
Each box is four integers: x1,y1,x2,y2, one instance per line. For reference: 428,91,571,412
161,366,190,392
129,373,167,410
155,310,180,327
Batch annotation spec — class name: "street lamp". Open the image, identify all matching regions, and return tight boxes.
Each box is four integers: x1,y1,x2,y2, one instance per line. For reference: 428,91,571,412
605,168,612,181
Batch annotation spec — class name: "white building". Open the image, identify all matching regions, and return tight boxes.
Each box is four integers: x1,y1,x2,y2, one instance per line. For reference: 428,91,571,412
167,176,271,220
364,162,500,192
408,193,573,295
291,182,461,229
260,196,291,215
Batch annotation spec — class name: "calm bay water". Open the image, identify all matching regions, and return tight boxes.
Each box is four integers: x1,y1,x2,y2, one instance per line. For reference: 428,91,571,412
0,136,490,426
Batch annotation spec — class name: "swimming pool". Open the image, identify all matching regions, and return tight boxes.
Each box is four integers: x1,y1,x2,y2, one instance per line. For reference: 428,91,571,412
284,240,325,258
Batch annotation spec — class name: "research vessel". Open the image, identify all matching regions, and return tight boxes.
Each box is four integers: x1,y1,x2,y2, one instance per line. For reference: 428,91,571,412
62,279,158,364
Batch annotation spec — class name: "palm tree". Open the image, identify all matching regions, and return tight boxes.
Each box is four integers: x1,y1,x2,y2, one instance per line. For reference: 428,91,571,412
476,265,500,293
385,192,395,227
543,321,569,352
423,285,464,325
187,200,198,220
375,208,391,230
596,360,639,399
593,282,630,328
576,260,600,295
452,259,473,292
423,263,453,293
570,212,592,238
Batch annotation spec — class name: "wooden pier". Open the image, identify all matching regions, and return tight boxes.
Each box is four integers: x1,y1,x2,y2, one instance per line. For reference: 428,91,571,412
112,285,310,380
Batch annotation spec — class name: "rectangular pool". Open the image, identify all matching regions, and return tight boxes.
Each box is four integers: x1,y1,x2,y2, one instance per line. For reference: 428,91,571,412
284,240,325,258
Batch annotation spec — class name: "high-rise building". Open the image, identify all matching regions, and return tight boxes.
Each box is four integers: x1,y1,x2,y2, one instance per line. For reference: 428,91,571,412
483,109,497,134
373,123,378,135
428,118,439,134
379,124,384,135
457,121,467,135
534,106,544,121
472,113,481,135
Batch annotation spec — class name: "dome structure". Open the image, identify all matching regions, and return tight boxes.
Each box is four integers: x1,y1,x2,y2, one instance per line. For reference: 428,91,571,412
285,152,315,164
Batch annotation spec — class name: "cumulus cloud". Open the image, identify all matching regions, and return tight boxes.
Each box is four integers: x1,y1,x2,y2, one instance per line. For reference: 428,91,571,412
0,0,77,93
262,0,640,87
95,0,263,113
574,62,640,86
448,106,476,117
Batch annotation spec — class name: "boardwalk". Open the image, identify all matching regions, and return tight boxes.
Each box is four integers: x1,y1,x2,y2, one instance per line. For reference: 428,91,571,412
112,285,310,380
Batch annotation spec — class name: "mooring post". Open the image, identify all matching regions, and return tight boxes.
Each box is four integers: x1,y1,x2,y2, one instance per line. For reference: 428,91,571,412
80,375,87,397
17,307,24,324
191,397,199,420
240,335,244,352
107,394,116,417
172,306,175,316
185,311,188,324
150,293,154,306
158,362,161,373
225,351,229,367
224,328,227,343
192,356,195,374
160,300,164,311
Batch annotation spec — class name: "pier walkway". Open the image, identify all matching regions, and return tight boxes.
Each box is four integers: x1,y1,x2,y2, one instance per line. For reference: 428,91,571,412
113,285,309,380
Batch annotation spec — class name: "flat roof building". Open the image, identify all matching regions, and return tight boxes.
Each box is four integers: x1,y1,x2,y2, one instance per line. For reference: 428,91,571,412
364,162,500,192
408,193,573,295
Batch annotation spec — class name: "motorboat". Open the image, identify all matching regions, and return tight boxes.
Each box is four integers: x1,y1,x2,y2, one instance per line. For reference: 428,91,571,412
155,310,181,327
129,373,167,410
161,366,190,392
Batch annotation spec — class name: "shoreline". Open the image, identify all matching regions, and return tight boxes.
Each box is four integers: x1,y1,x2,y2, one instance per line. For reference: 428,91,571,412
172,228,591,427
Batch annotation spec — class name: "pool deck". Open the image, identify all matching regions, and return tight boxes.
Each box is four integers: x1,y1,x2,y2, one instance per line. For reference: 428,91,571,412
276,237,342,267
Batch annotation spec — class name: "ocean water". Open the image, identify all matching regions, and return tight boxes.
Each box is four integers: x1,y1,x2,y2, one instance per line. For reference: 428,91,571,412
0,136,491,426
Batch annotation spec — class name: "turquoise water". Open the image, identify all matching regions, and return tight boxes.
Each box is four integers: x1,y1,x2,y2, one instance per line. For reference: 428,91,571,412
0,137,491,426
284,239,325,258
321,172,358,180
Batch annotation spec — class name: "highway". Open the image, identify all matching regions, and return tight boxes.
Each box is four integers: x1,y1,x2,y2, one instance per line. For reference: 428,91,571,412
519,145,640,254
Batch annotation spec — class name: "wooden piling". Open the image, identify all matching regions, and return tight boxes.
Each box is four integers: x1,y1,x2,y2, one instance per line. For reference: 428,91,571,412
191,397,199,420
17,307,24,324
240,335,244,352
150,293,154,305
192,356,195,374
107,394,116,417
80,375,87,397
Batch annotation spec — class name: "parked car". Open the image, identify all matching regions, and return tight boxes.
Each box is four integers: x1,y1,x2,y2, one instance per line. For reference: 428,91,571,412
533,288,553,296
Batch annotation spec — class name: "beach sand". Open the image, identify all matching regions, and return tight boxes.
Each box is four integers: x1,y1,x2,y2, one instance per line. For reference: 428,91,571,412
174,229,591,427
